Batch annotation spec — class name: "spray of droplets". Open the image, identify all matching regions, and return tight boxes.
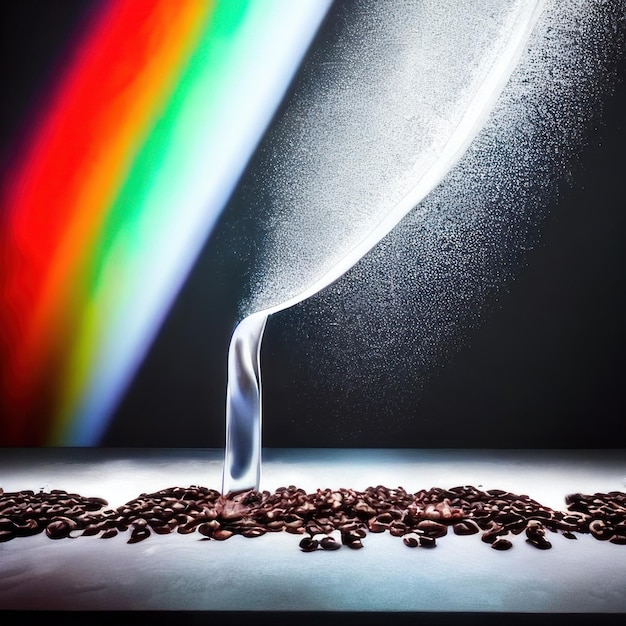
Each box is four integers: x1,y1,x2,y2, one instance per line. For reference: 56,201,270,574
240,0,543,317
251,0,625,439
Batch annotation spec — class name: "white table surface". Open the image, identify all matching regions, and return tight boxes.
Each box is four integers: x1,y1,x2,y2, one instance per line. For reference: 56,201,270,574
1,448,624,621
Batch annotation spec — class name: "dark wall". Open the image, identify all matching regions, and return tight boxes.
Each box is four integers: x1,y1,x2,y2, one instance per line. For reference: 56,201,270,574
2,2,625,449
0,1,96,171
106,51,625,450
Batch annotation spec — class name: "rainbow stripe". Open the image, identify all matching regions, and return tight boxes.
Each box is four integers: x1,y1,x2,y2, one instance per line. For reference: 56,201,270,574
0,0,331,445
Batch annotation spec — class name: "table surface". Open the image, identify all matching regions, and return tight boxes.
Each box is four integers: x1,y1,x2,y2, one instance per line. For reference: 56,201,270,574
0,447,625,616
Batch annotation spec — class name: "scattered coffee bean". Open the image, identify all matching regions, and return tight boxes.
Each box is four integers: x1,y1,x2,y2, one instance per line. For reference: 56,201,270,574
299,537,319,552
128,527,151,544
419,536,436,548
481,523,506,544
525,520,546,540
340,530,362,547
491,537,513,551
524,521,550,548
526,537,552,550
320,536,341,550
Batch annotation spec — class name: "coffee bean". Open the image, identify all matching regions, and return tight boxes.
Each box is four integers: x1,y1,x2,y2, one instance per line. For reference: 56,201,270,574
530,509,552,520
338,522,361,533
340,531,357,545
177,521,198,535
320,536,341,550
481,523,506,544
612,524,626,538
473,516,494,531
419,536,436,548
389,524,406,537
368,520,387,533
284,519,304,529
453,521,480,536
494,511,523,525
128,527,151,543
213,529,233,541
100,529,118,539
589,519,613,541
491,537,513,551
340,526,366,538
306,522,323,536
81,524,101,537
14,518,41,537
416,520,447,538
526,537,552,550
403,535,419,548
299,537,318,552
556,520,578,533
525,520,546,540
354,502,377,517
84,497,108,512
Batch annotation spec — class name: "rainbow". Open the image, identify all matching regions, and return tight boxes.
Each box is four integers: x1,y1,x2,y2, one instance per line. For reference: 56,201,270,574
0,0,331,445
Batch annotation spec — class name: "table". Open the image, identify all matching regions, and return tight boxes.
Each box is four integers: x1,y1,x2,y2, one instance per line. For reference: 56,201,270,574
1,447,624,623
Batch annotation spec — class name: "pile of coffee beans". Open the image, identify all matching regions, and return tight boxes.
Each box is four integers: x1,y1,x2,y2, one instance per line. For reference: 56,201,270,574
1,484,624,551
0,488,109,542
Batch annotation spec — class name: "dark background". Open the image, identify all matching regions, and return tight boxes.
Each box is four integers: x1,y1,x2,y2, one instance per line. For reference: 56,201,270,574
1,1,625,450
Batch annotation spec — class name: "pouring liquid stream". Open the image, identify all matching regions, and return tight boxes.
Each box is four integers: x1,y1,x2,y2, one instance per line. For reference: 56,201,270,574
221,0,546,494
